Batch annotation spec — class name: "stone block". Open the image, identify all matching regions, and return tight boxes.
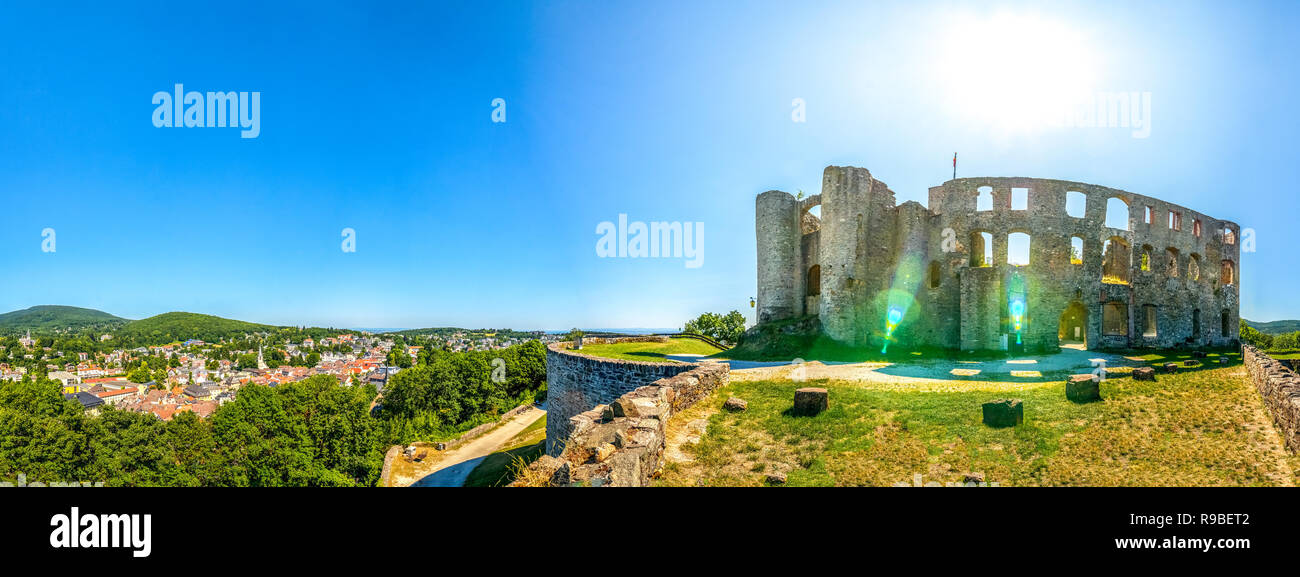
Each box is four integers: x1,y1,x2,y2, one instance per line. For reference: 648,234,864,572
982,399,1023,428
723,397,748,412
1161,363,1179,374
1192,351,1207,358
1066,374,1101,403
592,443,616,463
792,387,829,416
1133,367,1156,381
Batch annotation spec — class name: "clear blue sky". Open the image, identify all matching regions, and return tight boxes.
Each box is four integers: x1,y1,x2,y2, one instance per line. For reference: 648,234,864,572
1,0,1295,329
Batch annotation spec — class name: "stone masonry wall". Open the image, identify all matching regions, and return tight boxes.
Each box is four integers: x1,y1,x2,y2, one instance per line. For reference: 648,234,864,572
1242,345,1300,453
544,338,702,456
755,166,1241,352
522,361,729,486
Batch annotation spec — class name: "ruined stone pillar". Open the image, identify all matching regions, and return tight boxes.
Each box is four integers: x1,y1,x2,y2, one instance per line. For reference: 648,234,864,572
755,190,802,323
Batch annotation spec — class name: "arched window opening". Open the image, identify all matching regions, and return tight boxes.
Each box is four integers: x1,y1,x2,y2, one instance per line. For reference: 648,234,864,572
1189,254,1201,281
1140,245,1153,271
1220,260,1235,285
1007,232,1031,266
806,265,821,296
1070,236,1084,265
1142,304,1158,337
1103,302,1128,336
928,261,942,289
1165,248,1180,278
1221,310,1231,337
976,186,994,212
1102,237,1130,284
1065,191,1086,218
1105,197,1130,230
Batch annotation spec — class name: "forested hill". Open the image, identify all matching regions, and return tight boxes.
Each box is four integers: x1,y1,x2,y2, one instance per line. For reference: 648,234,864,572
0,305,128,334
115,312,279,344
1244,319,1300,335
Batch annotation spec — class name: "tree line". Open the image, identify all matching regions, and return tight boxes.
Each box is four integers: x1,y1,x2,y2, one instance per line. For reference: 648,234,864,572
0,340,548,486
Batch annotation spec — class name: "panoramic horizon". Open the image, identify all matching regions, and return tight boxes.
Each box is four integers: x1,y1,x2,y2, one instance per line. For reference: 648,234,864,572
3,0,1297,329
5,0,1299,562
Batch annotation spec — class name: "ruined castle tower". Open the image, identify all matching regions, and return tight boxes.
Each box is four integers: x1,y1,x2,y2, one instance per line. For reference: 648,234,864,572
754,166,1241,352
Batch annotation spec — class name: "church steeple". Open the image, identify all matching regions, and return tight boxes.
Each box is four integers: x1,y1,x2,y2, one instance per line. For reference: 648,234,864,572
257,343,268,370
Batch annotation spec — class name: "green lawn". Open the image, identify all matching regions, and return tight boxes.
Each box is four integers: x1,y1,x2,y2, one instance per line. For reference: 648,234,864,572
575,338,725,363
656,353,1298,487
463,416,547,487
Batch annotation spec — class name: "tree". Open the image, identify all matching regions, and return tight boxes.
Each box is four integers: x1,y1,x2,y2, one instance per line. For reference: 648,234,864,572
1240,319,1272,349
386,347,412,369
684,311,747,344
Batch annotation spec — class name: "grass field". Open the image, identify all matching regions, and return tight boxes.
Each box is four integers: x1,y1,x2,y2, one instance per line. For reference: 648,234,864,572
463,416,548,487
575,337,725,363
656,352,1300,487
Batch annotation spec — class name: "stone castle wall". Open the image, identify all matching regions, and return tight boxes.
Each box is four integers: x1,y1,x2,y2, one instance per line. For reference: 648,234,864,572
544,338,703,455
1242,346,1300,453
523,361,728,486
755,167,1241,352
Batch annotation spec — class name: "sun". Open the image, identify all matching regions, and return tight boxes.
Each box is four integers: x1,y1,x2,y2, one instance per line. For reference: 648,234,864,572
930,11,1101,134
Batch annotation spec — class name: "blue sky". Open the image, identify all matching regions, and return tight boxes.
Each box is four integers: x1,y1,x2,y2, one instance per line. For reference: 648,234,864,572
1,0,1296,329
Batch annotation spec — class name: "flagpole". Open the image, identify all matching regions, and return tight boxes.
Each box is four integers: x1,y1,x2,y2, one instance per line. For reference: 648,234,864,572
953,152,957,180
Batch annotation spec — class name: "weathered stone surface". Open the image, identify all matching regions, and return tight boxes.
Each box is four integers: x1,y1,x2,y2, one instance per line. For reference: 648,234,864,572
1183,359,1200,367
1133,366,1156,381
1161,362,1179,374
793,387,829,416
723,397,748,412
1243,346,1300,453
592,443,616,463
1066,375,1101,403
545,339,710,455
982,399,1023,428
962,472,986,485
765,471,788,485
550,461,571,486
525,341,731,486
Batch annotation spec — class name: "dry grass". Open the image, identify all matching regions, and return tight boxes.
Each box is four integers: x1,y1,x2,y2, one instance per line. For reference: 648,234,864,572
655,353,1300,487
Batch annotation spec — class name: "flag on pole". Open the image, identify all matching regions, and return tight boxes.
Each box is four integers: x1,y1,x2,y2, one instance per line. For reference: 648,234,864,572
952,152,957,180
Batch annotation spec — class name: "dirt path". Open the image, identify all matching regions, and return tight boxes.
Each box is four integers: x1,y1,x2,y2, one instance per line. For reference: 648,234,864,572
405,406,546,487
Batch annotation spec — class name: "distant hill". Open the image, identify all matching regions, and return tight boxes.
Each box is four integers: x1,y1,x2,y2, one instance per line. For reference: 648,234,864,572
385,327,544,340
0,305,129,334
116,312,279,344
1244,319,1300,335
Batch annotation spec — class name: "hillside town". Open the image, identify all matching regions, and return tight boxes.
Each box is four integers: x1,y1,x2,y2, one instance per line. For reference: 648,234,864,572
0,328,558,422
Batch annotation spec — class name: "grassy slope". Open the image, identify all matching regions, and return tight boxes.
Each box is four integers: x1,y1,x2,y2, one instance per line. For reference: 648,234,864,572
575,338,725,363
463,416,548,487
656,350,1299,487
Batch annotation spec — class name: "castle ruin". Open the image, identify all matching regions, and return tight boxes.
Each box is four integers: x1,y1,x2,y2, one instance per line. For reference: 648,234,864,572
755,166,1241,352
